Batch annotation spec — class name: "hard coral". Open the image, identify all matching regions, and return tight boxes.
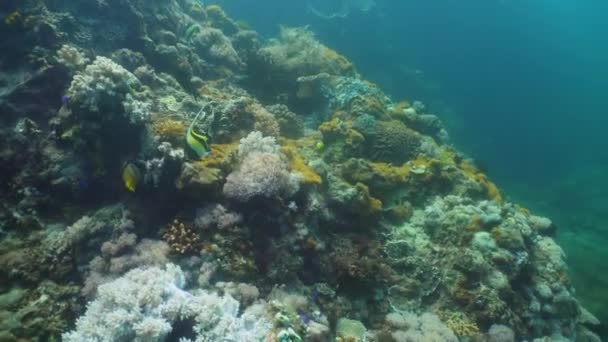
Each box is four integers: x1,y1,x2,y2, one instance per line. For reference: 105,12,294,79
261,26,355,77
460,161,503,201
206,5,240,35
369,120,421,164
191,27,243,69
198,142,238,170
266,104,304,138
327,173,382,216
152,117,187,145
175,161,224,196
249,103,280,137
163,219,200,254
319,117,365,151
443,311,481,338
281,141,322,185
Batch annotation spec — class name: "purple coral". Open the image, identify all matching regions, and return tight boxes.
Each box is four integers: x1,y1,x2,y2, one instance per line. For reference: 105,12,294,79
223,152,300,202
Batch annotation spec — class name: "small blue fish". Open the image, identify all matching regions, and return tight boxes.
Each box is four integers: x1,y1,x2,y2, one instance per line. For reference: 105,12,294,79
310,288,319,302
77,176,89,190
61,95,71,104
297,310,310,325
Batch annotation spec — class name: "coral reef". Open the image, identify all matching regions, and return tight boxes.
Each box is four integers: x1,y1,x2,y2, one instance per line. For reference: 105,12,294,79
0,1,600,341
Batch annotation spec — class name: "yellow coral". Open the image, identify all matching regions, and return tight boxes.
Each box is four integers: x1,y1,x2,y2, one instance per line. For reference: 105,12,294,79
319,117,364,148
393,100,411,112
389,100,412,121
460,161,503,201
281,142,322,185
443,312,480,337
4,11,22,26
152,117,187,145
369,162,411,184
356,182,383,215
198,142,238,170
321,47,354,75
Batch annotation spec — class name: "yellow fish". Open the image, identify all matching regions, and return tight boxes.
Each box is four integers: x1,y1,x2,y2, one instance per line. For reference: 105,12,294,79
316,140,325,151
121,162,141,192
186,107,211,158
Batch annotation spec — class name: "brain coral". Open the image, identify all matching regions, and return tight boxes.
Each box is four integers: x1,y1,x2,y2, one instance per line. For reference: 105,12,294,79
369,120,421,164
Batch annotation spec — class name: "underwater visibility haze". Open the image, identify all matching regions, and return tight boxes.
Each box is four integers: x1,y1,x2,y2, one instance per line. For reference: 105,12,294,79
0,0,606,341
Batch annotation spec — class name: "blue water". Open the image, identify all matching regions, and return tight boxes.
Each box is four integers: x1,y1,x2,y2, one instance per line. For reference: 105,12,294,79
216,0,608,328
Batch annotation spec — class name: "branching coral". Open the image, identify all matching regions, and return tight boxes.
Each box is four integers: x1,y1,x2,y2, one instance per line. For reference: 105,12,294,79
163,219,200,254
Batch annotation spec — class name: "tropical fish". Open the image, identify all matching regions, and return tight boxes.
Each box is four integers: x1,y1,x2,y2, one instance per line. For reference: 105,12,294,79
297,310,310,325
186,107,211,158
121,162,141,192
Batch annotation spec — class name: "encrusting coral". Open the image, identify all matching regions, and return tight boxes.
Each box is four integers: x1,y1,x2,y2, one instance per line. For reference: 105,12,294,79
0,1,600,341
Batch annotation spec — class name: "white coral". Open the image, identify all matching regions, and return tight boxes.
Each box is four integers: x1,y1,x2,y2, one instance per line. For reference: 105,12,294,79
67,56,143,114
237,130,279,158
387,312,457,342
63,264,272,342
56,44,90,70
